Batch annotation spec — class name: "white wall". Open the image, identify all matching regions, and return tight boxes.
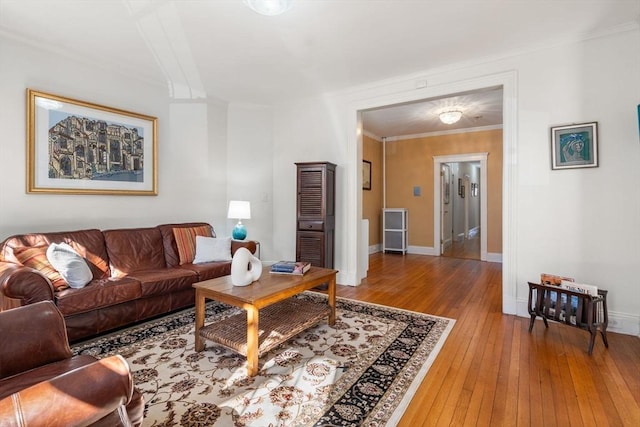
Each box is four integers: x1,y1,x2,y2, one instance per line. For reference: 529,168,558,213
272,97,346,266
226,104,274,259
0,36,232,237
469,164,480,232
272,26,640,335
513,28,640,334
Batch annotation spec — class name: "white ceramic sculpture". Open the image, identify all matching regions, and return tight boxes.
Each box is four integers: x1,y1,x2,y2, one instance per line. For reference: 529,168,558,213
230,247,262,286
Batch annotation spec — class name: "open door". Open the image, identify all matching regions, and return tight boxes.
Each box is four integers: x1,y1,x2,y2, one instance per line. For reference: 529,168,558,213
440,163,453,254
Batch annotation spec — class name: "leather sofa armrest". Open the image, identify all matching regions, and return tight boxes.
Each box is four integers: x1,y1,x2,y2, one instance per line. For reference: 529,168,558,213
0,355,135,427
0,261,54,309
231,240,257,256
0,301,71,379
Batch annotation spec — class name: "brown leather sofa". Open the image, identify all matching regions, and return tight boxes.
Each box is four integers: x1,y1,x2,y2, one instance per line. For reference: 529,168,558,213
0,301,144,426
0,222,256,342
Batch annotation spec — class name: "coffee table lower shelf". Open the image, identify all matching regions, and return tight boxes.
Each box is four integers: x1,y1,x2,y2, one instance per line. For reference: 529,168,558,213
198,297,331,358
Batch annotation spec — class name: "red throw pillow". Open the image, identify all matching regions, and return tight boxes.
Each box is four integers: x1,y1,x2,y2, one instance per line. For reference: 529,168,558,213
173,225,212,265
13,246,69,291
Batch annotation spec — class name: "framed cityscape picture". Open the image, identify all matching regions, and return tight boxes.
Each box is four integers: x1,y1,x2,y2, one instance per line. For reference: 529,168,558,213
26,89,158,195
550,122,598,170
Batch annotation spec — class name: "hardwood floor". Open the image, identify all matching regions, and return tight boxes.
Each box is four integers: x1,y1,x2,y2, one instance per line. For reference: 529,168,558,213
442,233,480,260
336,253,640,426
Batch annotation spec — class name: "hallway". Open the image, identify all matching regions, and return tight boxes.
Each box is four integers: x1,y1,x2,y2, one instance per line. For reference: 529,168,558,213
442,232,481,260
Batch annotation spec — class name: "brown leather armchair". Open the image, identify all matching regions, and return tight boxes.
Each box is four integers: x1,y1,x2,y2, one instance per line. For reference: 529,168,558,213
0,301,144,427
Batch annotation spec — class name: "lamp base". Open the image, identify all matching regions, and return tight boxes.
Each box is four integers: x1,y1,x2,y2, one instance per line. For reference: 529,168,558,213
232,223,247,240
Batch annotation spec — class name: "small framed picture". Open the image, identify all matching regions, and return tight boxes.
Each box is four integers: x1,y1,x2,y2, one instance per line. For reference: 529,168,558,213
363,160,371,190
550,122,598,170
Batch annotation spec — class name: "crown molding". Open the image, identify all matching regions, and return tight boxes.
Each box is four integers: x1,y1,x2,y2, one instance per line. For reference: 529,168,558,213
362,131,383,142
384,124,503,142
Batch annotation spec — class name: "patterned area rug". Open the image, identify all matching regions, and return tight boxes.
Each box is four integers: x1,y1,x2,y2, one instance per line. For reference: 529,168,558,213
72,293,454,426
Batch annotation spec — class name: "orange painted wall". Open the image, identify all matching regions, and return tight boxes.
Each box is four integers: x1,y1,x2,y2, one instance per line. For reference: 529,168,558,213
363,134,384,246
384,129,503,253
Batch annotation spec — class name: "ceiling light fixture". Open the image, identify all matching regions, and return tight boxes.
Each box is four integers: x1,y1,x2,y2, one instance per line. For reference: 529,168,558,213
439,110,463,125
243,0,293,16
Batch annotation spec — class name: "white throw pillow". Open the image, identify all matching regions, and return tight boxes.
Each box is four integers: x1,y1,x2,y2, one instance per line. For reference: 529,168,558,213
46,242,93,289
193,236,232,264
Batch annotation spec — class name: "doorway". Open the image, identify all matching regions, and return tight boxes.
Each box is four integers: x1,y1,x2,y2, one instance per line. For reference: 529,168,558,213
352,70,517,313
434,153,488,261
361,87,500,265
441,161,481,260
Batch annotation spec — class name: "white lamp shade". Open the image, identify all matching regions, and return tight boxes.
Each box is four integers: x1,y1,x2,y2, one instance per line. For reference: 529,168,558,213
227,201,251,219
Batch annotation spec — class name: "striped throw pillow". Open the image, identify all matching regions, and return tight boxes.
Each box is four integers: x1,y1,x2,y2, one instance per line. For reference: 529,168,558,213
13,245,69,291
173,225,212,265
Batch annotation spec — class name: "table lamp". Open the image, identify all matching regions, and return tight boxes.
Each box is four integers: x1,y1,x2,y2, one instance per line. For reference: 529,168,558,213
227,200,251,240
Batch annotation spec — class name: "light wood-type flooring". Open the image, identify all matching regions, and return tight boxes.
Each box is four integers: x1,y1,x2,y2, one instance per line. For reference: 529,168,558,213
442,233,481,260
336,253,640,426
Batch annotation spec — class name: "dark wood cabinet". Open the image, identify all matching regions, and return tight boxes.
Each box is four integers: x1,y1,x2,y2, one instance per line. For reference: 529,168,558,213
295,162,336,268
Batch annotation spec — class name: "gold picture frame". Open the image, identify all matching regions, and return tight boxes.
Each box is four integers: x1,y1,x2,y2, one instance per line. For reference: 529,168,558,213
27,89,158,195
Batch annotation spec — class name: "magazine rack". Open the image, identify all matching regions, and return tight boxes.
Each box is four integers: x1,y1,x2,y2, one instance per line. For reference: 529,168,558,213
527,282,608,355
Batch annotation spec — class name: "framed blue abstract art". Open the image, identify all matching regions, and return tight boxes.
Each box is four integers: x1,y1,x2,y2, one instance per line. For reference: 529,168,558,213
550,122,598,170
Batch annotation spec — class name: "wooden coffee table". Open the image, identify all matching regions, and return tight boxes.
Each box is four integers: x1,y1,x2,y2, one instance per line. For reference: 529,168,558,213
193,266,337,376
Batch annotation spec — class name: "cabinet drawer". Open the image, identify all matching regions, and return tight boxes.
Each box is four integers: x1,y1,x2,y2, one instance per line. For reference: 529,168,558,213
298,221,324,231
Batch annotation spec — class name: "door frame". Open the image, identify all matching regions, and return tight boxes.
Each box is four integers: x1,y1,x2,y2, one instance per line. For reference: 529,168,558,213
433,153,488,261
350,70,517,314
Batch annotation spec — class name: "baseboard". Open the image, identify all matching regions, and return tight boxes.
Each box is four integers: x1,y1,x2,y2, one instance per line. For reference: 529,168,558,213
373,246,503,263
369,245,436,255
606,311,640,336
516,297,639,337
407,246,437,256
486,252,502,263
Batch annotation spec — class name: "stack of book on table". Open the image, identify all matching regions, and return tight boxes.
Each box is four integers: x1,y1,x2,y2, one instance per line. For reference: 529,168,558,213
270,261,311,275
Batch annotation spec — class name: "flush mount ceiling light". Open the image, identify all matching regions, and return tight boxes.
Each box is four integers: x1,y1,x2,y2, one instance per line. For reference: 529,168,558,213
243,0,293,16
439,110,463,125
